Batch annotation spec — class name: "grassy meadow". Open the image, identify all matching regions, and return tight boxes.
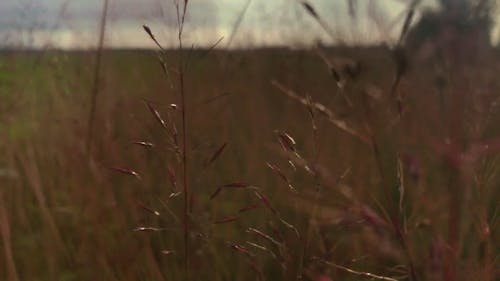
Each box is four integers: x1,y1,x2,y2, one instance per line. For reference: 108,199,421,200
0,36,498,281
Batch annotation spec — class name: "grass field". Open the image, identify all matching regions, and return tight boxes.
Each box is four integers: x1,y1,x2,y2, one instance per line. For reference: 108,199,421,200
0,40,498,281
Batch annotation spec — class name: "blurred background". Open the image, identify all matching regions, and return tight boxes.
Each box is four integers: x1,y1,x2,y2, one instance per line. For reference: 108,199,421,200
0,1,498,281
1,0,446,49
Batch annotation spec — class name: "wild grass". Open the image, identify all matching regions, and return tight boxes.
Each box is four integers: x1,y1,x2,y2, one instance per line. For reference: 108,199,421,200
0,1,499,281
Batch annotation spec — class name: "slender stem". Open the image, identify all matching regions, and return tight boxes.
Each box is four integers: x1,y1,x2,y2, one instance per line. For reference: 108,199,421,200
225,0,253,49
0,192,20,281
180,67,189,280
318,259,398,281
296,97,321,280
86,0,109,155
177,3,189,280
394,221,418,281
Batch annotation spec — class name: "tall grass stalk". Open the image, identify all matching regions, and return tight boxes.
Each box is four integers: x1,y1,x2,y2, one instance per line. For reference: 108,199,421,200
0,192,20,281
174,1,191,279
86,0,109,154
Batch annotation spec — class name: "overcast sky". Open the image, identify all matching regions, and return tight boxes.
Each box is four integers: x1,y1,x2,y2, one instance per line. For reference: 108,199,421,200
0,0,451,49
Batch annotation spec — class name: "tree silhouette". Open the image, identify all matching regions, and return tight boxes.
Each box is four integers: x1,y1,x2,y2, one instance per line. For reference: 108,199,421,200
405,0,494,62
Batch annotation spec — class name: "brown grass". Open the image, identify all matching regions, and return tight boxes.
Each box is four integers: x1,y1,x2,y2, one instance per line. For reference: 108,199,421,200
0,1,499,280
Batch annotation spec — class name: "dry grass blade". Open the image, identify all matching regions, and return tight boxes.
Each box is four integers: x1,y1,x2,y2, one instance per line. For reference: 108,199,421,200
390,1,416,108
167,165,177,190
18,151,65,252
268,222,285,242
336,167,351,184
223,182,250,188
301,1,319,19
254,190,300,238
266,162,288,183
201,92,233,105
181,0,189,27
314,45,354,105
169,192,182,199
397,155,405,217
161,250,176,256
143,25,166,51
246,228,282,247
398,10,414,44
315,47,342,86
210,187,223,200
132,141,154,148
204,142,227,167
136,201,161,216
275,130,297,152
227,242,265,280
313,258,399,281
397,1,419,45
390,47,407,99
145,102,168,130
252,191,300,237
205,36,224,53
86,0,109,154
275,148,313,175
271,80,370,144
109,167,141,180
225,0,253,49
0,192,20,281
254,191,278,215
192,36,225,67
210,182,252,200
133,227,166,232
358,205,390,231
248,261,265,281
213,216,240,224
246,241,279,260
278,217,300,238
306,94,318,131
266,162,297,192
228,243,255,259
299,1,336,40
158,60,172,86
239,203,262,213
